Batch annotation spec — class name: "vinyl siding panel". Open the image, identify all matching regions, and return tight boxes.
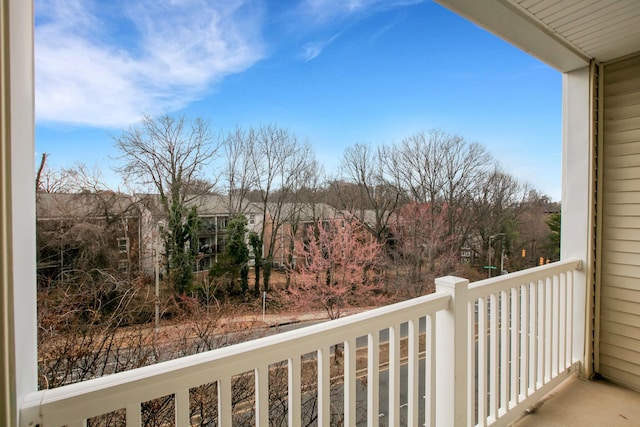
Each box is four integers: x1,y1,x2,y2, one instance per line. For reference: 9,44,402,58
602,251,640,267
601,320,640,341
600,54,640,390
602,227,640,241
602,216,640,229
604,191,640,204
600,309,640,330
604,137,640,152
601,273,640,291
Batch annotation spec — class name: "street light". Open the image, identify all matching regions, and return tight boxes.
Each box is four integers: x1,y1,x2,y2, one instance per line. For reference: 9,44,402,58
488,233,506,278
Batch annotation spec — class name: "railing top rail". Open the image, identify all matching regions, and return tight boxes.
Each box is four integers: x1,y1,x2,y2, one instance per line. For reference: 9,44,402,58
467,257,582,299
22,291,450,420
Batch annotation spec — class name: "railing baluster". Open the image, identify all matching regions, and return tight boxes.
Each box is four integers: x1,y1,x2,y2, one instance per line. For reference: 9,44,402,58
519,285,527,401
567,272,575,365
255,365,269,426
529,282,536,396
537,279,545,389
568,271,574,368
288,356,301,427
510,287,518,408
478,296,487,426
408,318,420,427
389,323,401,426
559,273,567,371
552,274,560,377
500,290,508,416
175,388,190,427
368,331,380,427
126,403,141,426
318,346,331,426
567,272,574,369
468,299,475,425
218,377,232,427
489,293,498,422
344,338,357,427
544,276,552,382
425,314,436,427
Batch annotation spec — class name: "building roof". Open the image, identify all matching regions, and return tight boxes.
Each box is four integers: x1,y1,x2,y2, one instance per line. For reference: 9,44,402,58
436,0,640,71
36,192,139,220
135,193,259,217
190,194,260,216
266,202,341,223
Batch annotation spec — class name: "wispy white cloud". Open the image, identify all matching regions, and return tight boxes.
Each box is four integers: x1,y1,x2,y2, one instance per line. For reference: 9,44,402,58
292,0,422,60
299,0,424,25
301,33,340,61
35,0,266,127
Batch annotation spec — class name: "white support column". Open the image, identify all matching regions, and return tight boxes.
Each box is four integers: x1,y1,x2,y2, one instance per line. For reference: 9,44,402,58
2,0,37,425
435,275,470,427
561,66,593,377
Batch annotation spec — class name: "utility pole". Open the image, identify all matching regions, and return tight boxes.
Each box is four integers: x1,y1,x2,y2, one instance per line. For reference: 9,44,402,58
155,241,159,331
155,221,164,331
488,233,506,278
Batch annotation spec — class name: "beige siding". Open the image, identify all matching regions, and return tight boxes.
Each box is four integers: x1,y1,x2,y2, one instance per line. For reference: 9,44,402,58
600,53,640,390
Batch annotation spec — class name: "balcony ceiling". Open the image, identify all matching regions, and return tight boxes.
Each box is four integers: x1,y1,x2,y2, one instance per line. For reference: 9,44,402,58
435,0,640,71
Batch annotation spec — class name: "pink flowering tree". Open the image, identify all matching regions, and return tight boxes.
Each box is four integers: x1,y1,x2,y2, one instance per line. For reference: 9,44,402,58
285,215,384,319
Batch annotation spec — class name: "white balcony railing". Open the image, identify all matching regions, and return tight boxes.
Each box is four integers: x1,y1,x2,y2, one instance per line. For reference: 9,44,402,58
20,258,582,427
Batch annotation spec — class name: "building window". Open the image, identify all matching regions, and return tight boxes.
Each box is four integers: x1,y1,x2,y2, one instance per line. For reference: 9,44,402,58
249,215,255,225
117,237,128,254
198,256,212,271
201,217,216,232
199,237,213,254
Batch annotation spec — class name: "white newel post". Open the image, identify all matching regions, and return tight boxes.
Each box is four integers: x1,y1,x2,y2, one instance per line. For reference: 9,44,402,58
435,275,470,427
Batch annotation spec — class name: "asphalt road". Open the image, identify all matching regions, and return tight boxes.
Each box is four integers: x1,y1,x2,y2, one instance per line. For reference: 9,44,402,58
276,316,427,347
233,318,430,426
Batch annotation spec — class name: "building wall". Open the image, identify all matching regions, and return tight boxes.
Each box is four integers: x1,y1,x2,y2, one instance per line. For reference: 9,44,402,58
598,53,640,391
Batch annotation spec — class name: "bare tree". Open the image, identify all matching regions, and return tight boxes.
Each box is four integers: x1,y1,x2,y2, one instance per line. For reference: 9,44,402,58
390,131,448,205
114,114,220,208
114,115,221,292
390,130,493,248
281,163,325,289
222,126,258,214
388,202,458,297
338,143,402,245
35,152,48,191
511,190,559,270
36,164,142,285
468,167,527,266
439,133,493,243
35,154,76,193
248,124,318,292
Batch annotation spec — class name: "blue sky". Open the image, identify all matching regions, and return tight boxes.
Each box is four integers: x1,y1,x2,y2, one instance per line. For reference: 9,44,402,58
35,0,562,200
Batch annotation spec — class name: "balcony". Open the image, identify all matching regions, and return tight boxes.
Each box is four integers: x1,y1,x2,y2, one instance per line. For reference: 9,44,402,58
21,258,621,427
512,374,640,426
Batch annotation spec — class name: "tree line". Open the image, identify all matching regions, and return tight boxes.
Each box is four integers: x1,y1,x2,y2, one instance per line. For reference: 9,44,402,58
37,115,559,316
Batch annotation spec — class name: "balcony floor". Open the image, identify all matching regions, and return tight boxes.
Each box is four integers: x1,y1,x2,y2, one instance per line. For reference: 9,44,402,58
512,375,640,427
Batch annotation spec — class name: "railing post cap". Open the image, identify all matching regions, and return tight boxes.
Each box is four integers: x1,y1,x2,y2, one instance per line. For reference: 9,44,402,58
435,275,469,291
